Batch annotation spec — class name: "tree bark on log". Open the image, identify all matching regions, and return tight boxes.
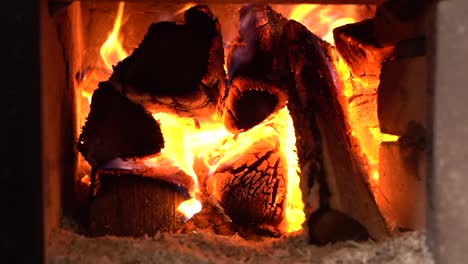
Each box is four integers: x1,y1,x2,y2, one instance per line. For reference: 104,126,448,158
110,5,225,118
77,81,164,167
206,134,286,229
280,20,389,241
223,4,288,131
89,168,191,237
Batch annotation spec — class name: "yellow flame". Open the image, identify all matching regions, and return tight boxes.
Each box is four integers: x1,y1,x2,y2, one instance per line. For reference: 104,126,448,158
288,5,373,45
334,53,398,185
100,1,128,70
289,4,318,22
80,174,91,186
177,198,202,220
288,4,395,187
142,107,304,229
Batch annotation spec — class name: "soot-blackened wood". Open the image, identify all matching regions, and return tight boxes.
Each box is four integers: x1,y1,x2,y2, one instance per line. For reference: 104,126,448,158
206,135,286,229
280,20,389,241
223,4,288,132
77,81,164,167
308,208,370,246
89,168,191,237
110,5,225,117
333,19,394,79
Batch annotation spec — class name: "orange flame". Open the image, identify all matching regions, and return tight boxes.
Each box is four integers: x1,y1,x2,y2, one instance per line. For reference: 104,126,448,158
100,2,128,71
142,107,304,230
288,5,396,186
288,4,373,44
80,174,91,186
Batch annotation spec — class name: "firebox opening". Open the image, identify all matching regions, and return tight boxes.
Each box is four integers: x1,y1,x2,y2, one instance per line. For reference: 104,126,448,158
49,0,429,249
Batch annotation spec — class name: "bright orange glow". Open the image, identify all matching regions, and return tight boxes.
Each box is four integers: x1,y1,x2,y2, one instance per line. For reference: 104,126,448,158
177,198,202,220
175,3,196,16
100,2,128,71
143,107,305,229
288,4,396,187
288,5,373,44
80,174,91,186
334,55,398,185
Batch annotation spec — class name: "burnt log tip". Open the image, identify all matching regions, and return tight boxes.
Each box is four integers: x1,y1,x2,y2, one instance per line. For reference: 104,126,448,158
77,81,164,167
332,19,394,77
110,5,220,100
239,4,288,36
228,4,287,81
223,77,287,132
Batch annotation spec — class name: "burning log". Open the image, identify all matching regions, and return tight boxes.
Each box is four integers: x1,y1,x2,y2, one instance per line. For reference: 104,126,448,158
308,208,369,246
280,20,389,242
223,77,287,132
333,19,394,79
89,167,193,237
223,4,288,131
206,134,286,230
109,5,225,117
77,81,164,167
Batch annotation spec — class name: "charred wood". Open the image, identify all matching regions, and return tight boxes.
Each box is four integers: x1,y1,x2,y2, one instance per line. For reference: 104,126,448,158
333,19,394,78
223,77,287,131
77,81,164,167
110,5,225,117
89,169,190,237
206,135,286,229
280,20,389,241
223,4,288,131
308,208,370,246
373,0,432,45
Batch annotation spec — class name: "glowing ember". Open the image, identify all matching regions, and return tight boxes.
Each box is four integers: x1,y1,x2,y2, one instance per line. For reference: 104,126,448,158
80,174,91,186
177,198,202,220
334,56,398,185
100,1,128,71
143,107,304,230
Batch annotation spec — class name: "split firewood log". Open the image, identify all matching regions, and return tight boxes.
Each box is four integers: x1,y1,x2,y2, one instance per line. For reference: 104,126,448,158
89,167,193,237
279,20,389,241
333,19,394,79
109,5,225,118
206,133,286,229
77,81,164,167
222,4,289,131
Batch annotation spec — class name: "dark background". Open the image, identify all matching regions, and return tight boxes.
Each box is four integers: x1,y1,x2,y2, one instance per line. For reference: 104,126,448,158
0,0,44,262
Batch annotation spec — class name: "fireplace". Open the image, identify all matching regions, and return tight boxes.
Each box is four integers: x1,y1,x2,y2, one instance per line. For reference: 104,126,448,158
5,0,468,263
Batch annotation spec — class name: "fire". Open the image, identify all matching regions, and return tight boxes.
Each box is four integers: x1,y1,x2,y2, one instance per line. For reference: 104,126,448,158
80,174,91,186
288,4,374,44
177,198,202,220
77,1,129,129
144,108,305,232
288,4,397,187
100,1,128,71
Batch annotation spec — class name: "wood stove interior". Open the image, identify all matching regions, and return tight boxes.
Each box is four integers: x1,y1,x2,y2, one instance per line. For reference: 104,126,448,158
42,0,433,261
